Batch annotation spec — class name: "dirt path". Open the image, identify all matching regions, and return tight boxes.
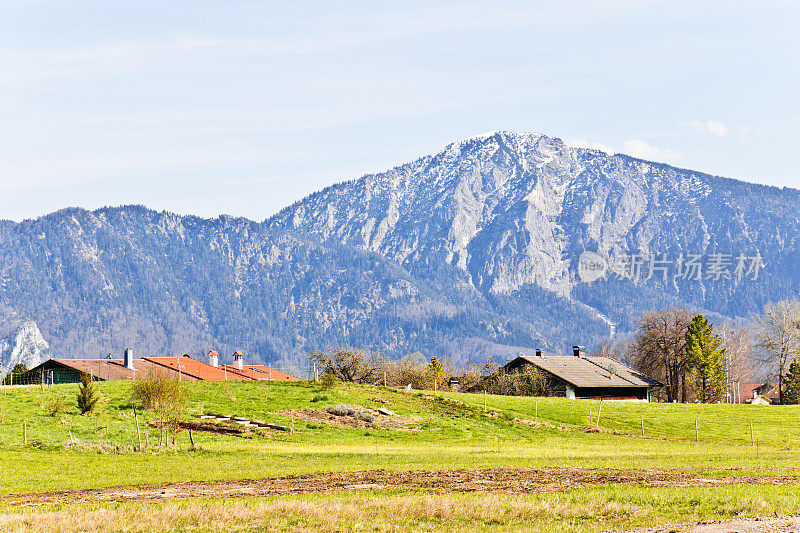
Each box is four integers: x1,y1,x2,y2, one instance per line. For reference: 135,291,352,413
5,467,800,508
623,516,800,532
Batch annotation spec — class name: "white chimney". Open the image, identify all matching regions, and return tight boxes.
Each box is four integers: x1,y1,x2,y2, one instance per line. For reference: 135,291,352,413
208,350,219,368
124,347,134,369
535,348,543,357
572,345,586,358
233,351,244,370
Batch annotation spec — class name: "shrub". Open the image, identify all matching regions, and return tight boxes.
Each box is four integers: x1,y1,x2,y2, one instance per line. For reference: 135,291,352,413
76,373,99,414
131,371,188,445
320,372,338,390
45,396,69,416
310,394,328,403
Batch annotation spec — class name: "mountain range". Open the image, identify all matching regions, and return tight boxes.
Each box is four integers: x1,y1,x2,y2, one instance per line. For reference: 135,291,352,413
2,132,798,375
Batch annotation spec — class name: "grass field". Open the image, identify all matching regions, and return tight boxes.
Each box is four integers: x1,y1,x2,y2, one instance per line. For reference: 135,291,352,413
1,380,799,531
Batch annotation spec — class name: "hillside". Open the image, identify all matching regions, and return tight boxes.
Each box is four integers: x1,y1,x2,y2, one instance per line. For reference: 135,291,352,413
271,131,800,339
0,206,587,369
1,132,799,368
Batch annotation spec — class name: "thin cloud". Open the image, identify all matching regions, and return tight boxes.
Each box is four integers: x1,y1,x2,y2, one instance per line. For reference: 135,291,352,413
568,138,679,161
685,119,729,137
620,139,680,160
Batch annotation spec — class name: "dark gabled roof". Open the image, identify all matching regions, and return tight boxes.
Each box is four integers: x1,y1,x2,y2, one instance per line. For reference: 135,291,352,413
45,358,184,381
507,355,662,388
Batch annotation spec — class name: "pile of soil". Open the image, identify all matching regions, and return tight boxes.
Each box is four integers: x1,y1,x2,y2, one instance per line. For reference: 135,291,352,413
280,408,421,430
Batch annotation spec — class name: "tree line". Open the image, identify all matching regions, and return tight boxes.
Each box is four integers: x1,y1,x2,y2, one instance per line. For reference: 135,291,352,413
309,298,800,404
599,299,800,404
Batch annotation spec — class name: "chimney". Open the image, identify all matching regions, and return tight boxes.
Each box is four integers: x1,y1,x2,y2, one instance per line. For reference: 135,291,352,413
535,348,543,357
124,347,134,369
208,350,219,368
572,345,586,358
232,351,244,370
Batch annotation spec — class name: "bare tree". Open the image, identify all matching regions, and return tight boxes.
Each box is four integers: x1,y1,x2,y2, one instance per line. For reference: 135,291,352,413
463,365,552,396
753,299,800,404
309,347,384,384
719,323,756,401
632,308,693,402
593,338,634,367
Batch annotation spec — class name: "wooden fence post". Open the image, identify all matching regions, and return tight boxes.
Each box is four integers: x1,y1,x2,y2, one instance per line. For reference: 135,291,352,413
134,407,142,451
596,400,603,428
641,414,644,437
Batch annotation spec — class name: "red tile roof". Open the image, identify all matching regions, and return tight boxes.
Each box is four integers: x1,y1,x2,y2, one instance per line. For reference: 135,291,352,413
738,383,761,403
737,382,780,404
221,364,301,381
144,356,251,381
32,356,300,383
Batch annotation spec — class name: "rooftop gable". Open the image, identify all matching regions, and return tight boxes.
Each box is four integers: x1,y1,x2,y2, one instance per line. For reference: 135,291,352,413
509,355,662,388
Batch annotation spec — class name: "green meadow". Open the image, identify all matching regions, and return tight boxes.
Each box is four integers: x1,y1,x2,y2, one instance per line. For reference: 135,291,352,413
1,380,800,531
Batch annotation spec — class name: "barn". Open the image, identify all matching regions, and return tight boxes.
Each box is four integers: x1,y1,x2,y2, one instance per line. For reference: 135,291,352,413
503,346,662,401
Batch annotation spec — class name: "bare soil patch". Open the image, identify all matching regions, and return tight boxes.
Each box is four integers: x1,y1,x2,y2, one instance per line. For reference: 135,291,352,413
280,408,422,430
6,467,800,508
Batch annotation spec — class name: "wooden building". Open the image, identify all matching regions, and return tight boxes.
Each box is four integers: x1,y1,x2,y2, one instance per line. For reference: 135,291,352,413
503,346,661,401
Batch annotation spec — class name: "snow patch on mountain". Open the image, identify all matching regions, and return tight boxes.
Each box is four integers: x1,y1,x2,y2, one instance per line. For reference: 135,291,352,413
0,319,49,375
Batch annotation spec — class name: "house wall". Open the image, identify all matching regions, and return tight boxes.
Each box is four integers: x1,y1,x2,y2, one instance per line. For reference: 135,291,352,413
16,362,106,385
573,387,649,401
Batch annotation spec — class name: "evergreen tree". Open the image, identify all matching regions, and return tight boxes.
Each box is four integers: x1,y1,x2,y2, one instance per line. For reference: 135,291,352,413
428,356,447,389
685,314,726,402
76,372,100,414
784,360,800,405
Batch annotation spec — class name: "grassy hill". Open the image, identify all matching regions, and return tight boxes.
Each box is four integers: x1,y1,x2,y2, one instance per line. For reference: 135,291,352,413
1,380,800,532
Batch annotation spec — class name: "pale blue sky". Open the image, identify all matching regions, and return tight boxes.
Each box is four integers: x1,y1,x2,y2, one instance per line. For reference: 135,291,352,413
1,1,798,222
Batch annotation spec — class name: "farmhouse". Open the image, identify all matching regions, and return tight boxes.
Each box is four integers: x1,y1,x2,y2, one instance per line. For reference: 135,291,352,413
733,382,780,404
503,346,662,401
16,349,300,384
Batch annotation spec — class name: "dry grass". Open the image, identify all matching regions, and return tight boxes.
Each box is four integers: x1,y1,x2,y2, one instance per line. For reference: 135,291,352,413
0,494,643,532
0,486,795,533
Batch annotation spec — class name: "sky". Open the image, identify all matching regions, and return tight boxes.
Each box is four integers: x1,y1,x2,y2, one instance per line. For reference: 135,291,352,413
0,1,798,222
